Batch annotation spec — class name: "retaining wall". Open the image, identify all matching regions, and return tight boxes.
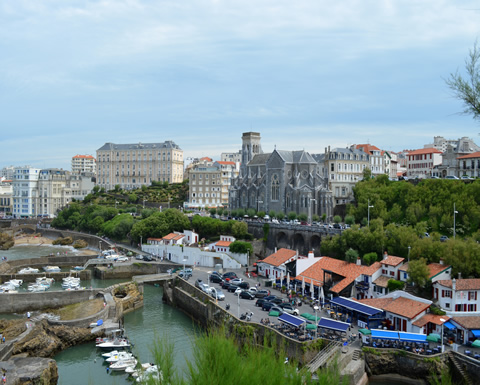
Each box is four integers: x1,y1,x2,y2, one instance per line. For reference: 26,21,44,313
0,289,102,313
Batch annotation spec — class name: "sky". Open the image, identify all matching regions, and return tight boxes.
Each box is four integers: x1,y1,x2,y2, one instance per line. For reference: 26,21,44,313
1,0,480,171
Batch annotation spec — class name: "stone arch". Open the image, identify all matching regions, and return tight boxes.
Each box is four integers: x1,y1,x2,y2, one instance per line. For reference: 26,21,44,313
293,233,306,254
310,234,322,255
276,231,289,249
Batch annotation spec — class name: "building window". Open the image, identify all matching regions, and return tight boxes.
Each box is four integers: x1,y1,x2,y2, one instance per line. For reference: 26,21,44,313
271,174,279,201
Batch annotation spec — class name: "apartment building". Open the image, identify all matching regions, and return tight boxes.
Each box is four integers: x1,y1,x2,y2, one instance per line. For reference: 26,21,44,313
96,141,184,190
406,148,442,179
355,144,385,176
188,161,239,208
314,146,370,205
0,179,12,216
12,167,40,218
457,152,480,178
72,154,96,175
221,151,241,163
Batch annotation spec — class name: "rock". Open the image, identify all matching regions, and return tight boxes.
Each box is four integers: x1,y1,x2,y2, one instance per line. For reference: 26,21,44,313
13,320,100,358
0,356,58,385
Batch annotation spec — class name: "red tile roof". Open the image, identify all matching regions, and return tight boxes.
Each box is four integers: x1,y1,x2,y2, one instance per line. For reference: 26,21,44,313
216,161,236,165
436,279,480,291
261,248,297,267
359,296,429,319
73,154,95,159
373,276,391,288
426,263,450,279
381,255,405,267
297,258,382,293
215,240,232,247
452,316,480,329
356,144,381,154
412,314,450,328
407,148,442,156
457,151,480,160
162,233,185,241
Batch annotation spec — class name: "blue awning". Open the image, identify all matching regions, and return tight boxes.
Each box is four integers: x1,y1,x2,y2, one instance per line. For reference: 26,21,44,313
330,296,383,317
318,318,350,333
399,332,427,343
444,321,456,330
471,329,480,338
371,329,399,340
278,313,306,328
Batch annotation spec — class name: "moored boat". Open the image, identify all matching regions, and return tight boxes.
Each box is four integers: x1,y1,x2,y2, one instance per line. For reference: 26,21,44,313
109,358,137,371
105,351,135,363
18,267,39,274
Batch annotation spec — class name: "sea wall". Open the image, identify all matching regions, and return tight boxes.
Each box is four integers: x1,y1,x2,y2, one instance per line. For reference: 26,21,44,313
164,277,321,365
0,255,93,274
0,289,102,313
94,262,175,279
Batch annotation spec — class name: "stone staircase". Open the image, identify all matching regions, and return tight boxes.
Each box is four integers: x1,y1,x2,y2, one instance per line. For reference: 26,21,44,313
448,351,474,385
351,349,362,361
306,341,342,373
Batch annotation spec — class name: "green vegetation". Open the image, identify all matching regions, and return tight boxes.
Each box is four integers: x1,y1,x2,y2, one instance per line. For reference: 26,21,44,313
146,327,347,385
387,279,405,292
229,241,253,255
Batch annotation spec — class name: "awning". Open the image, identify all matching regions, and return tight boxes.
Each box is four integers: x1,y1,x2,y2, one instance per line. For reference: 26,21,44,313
330,296,383,317
318,318,350,333
371,329,399,341
427,333,440,342
399,332,427,343
269,311,280,317
443,321,456,330
471,340,480,348
359,328,371,335
471,329,480,338
278,313,306,328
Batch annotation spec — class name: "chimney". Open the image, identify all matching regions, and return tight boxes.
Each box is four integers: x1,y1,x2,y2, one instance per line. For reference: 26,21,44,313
458,272,462,280
439,258,444,265
274,247,277,253
356,257,361,266
383,251,388,260
452,278,456,291
308,251,314,259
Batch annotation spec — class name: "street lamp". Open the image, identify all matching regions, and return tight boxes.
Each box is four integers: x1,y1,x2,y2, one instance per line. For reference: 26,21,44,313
314,305,319,340
367,199,374,227
440,318,446,353
143,199,147,209
407,246,411,262
115,201,119,209
309,198,316,224
183,258,187,274
453,203,458,239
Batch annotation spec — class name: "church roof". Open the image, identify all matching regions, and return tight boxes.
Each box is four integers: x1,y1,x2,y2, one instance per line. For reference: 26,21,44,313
248,153,271,166
275,150,317,164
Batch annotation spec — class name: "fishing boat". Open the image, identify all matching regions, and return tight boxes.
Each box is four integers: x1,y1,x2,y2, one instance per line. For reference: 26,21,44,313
18,267,39,274
109,358,137,371
96,338,131,350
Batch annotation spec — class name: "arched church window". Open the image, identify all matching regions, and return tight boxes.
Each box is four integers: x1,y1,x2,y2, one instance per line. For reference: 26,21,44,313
271,174,279,201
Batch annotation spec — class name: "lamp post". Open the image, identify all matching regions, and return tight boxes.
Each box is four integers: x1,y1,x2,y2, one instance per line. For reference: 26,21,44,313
140,236,142,249
183,258,187,274
367,200,374,227
99,241,102,252
314,305,319,340
440,318,446,353
115,201,119,209
143,199,147,209
453,203,458,239
257,199,263,214
407,246,411,263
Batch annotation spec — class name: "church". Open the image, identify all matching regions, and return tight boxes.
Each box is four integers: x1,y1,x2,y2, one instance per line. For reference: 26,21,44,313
229,132,333,220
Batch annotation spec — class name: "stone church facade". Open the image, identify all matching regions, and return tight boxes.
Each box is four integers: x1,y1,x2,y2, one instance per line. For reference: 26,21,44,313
229,132,333,220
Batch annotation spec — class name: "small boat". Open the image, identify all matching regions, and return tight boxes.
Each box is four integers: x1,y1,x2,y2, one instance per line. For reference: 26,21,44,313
72,266,84,271
105,351,135,363
27,284,49,292
36,277,54,285
134,364,161,382
102,350,123,359
43,266,61,273
7,279,23,287
89,319,104,328
18,267,40,274
109,358,137,371
96,335,130,349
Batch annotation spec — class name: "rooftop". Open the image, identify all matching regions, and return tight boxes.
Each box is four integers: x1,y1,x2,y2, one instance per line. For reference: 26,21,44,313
261,248,297,267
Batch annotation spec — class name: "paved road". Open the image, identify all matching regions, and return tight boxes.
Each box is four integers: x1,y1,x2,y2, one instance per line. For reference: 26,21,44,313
185,267,324,326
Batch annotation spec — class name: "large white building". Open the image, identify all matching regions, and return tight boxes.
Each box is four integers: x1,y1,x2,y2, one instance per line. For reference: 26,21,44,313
72,155,96,175
12,166,40,218
96,141,184,190
0,179,12,216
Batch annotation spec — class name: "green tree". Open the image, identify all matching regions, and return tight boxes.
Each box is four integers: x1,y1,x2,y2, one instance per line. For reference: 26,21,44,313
288,211,297,221
114,184,121,192
363,252,378,265
246,208,256,218
269,210,276,219
232,221,248,239
277,212,285,220
298,213,308,222
345,248,359,263
229,240,253,255
344,214,355,225
333,215,342,224
407,258,430,288
321,213,327,222
257,211,266,219
128,193,138,204
312,214,320,222
209,208,217,216
387,279,405,292
92,185,100,194
362,167,372,180
446,41,480,121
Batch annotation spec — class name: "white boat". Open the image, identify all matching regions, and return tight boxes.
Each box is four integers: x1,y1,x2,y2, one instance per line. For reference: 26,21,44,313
36,277,54,285
27,284,49,292
109,358,137,371
7,279,23,287
72,266,84,271
102,350,123,359
135,364,161,382
43,266,61,273
18,267,39,274
105,351,135,363
96,338,131,349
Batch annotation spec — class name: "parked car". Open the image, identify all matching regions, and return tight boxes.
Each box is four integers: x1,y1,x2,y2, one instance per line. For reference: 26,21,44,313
234,288,243,296
248,287,257,294
210,288,225,301
237,281,250,289
254,290,270,298
209,274,223,283
178,270,192,279
280,303,299,315
269,306,284,315
255,298,268,307
222,272,238,280
445,175,459,180
270,297,285,305
195,279,204,289
229,278,244,285
115,256,129,262
221,281,232,289
143,255,153,261
227,285,240,293
440,235,449,242
239,291,255,300
261,301,276,311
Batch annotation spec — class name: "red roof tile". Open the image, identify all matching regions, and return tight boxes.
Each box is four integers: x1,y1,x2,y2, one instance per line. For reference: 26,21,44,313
381,255,405,267
407,148,442,156
426,263,450,279
215,240,232,247
436,279,480,291
73,154,95,159
412,314,450,328
261,248,297,267
457,151,480,160
162,233,184,241
356,144,381,154
452,316,480,329
373,276,391,288
358,296,430,319
216,161,236,165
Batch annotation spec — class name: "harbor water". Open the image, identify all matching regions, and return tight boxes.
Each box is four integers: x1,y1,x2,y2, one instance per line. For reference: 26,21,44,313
1,244,197,384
